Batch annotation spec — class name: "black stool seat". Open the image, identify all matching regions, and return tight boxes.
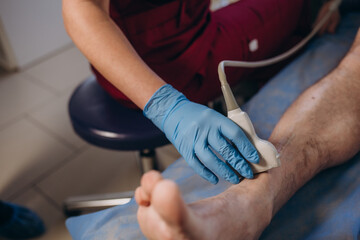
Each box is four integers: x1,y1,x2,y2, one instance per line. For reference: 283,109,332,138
69,76,168,150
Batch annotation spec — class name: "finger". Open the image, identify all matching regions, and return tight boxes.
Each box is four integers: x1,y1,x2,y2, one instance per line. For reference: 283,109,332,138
319,17,332,35
208,134,253,179
227,157,254,179
327,11,340,34
208,132,252,176
221,121,259,164
319,22,329,35
313,3,329,28
185,153,219,184
195,143,240,184
209,129,242,161
314,2,333,35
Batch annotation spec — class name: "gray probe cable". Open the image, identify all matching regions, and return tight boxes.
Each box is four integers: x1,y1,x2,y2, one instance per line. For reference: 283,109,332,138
218,0,342,111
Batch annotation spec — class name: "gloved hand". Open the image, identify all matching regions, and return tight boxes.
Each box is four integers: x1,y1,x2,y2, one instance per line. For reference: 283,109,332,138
144,84,259,184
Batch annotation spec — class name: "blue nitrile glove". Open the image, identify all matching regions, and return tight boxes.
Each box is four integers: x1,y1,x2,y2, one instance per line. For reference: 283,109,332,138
144,84,259,184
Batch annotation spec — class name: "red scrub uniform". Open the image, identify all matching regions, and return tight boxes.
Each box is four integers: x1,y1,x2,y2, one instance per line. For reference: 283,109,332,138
92,0,305,108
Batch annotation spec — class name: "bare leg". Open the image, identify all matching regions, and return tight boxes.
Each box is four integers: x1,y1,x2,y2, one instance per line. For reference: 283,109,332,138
135,31,360,240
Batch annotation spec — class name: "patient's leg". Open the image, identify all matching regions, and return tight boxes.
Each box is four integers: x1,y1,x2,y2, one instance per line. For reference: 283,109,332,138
135,31,360,240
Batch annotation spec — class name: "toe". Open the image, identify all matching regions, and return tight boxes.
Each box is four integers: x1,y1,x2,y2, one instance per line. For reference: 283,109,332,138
152,180,187,226
135,187,150,206
140,171,163,199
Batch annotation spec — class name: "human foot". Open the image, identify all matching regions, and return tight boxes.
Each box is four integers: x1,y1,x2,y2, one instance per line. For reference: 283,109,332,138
135,171,273,240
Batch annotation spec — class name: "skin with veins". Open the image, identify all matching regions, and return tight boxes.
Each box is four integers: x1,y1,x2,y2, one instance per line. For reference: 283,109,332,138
135,30,360,240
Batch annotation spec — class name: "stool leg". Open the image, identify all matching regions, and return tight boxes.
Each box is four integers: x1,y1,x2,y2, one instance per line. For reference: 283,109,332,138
140,149,156,173
63,191,134,216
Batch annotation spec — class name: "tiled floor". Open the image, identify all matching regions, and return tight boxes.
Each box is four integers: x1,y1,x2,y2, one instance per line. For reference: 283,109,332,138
0,45,180,240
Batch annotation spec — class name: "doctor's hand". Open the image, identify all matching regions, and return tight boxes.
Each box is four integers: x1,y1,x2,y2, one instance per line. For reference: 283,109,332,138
314,0,341,35
143,84,259,184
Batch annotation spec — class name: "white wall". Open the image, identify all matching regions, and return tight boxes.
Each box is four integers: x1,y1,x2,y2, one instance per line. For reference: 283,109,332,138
0,0,72,69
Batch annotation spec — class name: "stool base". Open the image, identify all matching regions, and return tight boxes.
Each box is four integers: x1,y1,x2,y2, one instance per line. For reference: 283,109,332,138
64,149,157,216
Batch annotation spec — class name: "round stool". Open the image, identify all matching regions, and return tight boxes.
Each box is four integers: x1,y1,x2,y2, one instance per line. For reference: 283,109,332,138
64,76,169,215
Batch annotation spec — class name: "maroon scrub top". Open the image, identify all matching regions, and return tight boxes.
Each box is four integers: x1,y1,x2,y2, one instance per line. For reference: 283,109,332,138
92,0,305,108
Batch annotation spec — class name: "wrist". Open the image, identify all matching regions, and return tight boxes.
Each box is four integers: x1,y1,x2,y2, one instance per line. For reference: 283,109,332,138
143,84,188,130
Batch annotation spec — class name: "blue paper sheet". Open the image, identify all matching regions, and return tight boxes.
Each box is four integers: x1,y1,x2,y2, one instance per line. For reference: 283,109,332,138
66,13,360,240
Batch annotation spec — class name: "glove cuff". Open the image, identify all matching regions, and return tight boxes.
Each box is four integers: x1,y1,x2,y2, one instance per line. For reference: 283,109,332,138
143,84,188,130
